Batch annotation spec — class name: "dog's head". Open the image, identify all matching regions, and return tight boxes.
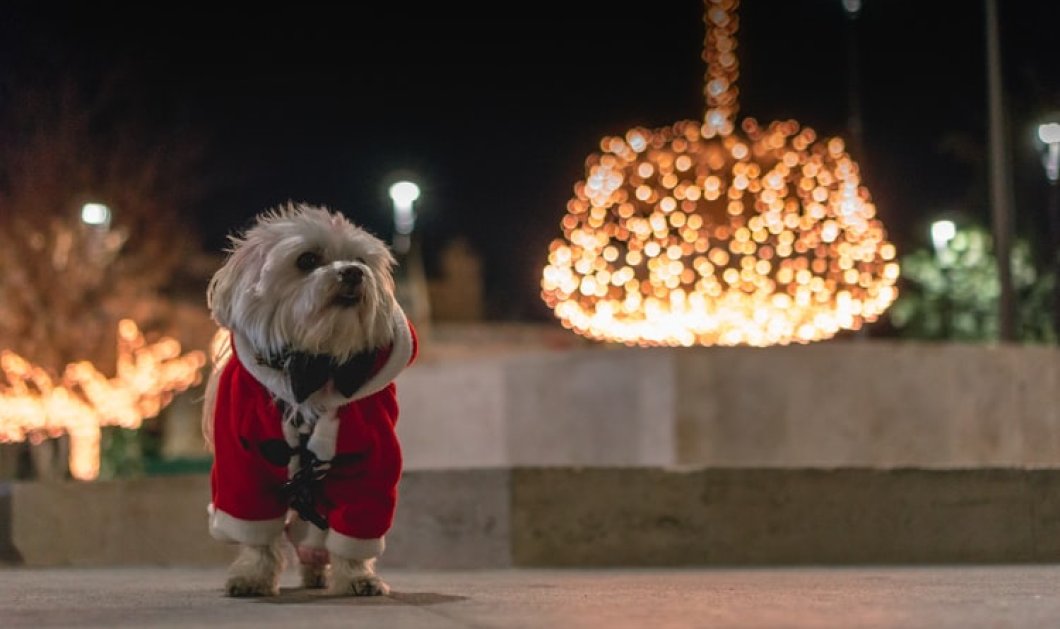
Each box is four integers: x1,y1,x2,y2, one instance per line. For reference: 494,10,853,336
208,203,397,362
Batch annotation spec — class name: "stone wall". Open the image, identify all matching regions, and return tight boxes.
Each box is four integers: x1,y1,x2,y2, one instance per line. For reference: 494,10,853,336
675,341,1060,467
398,341,1060,469
398,348,675,468
8,468,1060,567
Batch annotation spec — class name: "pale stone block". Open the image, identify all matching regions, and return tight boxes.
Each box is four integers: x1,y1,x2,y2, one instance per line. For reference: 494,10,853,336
1016,345,1060,466
856,342,957,466
396,359,507,469
395,340,1060,469
676,341,1060,468
504,348,674,467
677,347,789,465
946,344,1022,465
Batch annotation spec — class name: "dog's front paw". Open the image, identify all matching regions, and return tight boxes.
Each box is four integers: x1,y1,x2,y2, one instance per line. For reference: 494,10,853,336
224,542,283,597
225,575,279,597
330,574,390,597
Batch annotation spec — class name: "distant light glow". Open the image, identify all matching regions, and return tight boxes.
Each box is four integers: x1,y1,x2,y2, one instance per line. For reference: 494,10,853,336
931,220,956,255
389,181,420,237
842,0,862,15
1039,123,1060,145
389,181,421,207
1040,123,1060,183
540,0,898,347
80,203,111,227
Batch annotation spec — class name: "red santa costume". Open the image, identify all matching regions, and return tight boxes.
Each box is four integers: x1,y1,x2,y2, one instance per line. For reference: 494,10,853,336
208,315,416,561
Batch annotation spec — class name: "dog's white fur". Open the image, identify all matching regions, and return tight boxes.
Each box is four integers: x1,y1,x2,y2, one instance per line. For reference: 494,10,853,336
204,203,400,597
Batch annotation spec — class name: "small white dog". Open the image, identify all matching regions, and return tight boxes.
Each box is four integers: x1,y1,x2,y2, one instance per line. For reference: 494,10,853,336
203,203,416,597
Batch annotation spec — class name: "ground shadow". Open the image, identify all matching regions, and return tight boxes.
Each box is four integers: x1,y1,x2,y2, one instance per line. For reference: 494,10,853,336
258,588,468,606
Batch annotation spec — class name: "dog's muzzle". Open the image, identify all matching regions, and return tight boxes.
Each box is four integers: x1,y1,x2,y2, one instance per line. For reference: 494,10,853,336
334,265,364,306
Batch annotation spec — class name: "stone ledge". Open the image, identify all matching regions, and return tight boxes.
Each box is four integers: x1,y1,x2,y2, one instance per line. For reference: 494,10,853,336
395,342,1060,469
510,468,1060,565
5,468,1060,567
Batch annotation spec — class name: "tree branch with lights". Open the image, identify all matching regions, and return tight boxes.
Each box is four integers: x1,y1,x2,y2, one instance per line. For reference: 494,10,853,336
0,75,211,479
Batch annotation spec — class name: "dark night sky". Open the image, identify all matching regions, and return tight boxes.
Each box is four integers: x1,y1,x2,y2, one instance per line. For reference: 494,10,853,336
2,1,1058,320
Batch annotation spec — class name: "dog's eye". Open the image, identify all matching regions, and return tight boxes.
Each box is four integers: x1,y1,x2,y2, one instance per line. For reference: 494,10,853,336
296,252,322,271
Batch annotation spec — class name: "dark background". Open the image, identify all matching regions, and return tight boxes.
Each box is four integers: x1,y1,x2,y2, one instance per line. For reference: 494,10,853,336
2,0,1058,319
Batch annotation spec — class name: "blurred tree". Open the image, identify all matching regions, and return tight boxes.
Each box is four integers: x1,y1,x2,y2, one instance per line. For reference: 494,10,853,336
889,224,1055,343
0,77,204,479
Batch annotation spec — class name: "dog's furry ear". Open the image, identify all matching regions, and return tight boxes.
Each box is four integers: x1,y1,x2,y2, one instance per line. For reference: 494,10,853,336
207,236,262,329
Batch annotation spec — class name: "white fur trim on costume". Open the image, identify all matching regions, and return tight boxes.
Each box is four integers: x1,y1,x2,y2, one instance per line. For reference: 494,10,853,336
232,332,290,401
306,408,339,462
208,503,285,546
231,304,411,409
348,305,413,401
326,530,385,560
287,516,328,549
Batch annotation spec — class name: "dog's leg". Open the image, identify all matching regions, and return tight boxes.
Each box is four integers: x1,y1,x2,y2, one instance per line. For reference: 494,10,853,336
225,538,285,597
296,545,330,589
286,517,331,589
329,557,389,596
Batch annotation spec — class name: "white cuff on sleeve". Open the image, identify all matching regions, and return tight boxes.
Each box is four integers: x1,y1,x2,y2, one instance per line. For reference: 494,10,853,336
326,529,385,560
207,503,285,546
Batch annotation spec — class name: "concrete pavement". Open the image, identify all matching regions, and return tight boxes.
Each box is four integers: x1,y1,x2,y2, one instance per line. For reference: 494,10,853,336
3,566,1060,628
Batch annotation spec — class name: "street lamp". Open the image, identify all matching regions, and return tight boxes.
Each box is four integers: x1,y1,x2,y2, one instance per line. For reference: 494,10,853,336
80,202,114,264
80,202,111,229
930,219,957,338
1038,122,1060,340
386,178,430,335
388,181,420,255
930,219,956,261
1039,122,1060,183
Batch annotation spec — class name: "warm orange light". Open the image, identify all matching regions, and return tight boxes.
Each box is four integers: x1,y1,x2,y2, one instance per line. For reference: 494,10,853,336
541,0,898,347
0,320,207,480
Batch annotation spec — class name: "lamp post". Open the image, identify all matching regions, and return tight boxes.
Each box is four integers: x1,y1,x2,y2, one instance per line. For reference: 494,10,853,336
387,180,431,335
1039,122,1060,340
985,0,1016,341
79,201,115,268
1040,123,1060,183
931,219,956,338
80,202,111,229
842,0,864,164
388,181,420,255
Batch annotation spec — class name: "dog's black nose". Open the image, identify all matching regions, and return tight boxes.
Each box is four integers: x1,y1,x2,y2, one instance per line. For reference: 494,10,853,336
339,265,364,286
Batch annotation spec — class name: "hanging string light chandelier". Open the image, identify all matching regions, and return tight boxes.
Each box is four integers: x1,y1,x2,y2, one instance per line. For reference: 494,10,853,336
541,0,899,347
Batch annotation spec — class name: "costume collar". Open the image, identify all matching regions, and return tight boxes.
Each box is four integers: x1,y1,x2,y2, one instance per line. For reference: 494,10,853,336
230,304,414,406
257,347,380,404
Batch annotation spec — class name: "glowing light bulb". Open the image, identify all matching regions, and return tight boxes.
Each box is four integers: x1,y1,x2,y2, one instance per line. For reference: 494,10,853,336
80,203,111,227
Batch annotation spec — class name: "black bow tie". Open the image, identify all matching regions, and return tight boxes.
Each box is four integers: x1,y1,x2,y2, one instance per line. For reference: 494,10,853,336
258,347,381,403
